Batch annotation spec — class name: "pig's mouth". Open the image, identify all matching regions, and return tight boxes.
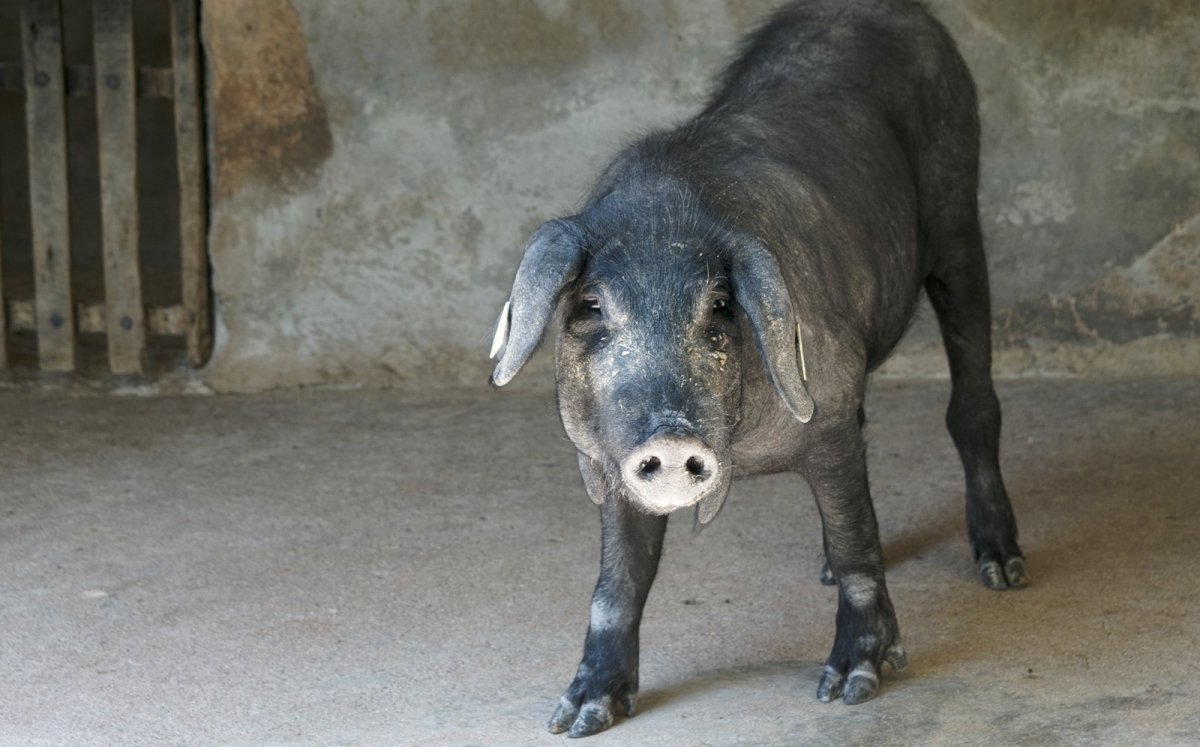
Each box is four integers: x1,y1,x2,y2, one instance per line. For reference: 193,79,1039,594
619,431,731,516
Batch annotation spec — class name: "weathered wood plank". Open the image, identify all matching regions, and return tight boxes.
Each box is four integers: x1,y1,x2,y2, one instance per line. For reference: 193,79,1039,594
11,301,187,337
21,0,75,371
0,63,175,98
94,0,145,374
0,200,6,368
171,0,210,366
136,67,175,99
9,300,36,332
147,304,188,337
0,63,22,95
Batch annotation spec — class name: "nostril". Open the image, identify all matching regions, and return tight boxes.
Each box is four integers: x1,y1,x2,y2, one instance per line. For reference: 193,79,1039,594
685,456,707,479
638,456,662,479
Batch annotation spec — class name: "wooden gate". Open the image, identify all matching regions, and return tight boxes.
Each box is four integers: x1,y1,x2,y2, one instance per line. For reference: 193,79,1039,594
0,0,208,374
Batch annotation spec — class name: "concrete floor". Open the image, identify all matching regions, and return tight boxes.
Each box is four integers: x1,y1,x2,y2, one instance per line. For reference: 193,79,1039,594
1,377,1197,746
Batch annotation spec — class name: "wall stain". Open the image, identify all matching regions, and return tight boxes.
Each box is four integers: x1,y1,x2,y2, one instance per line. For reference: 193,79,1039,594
427,0,639,74
204,0,333,199
578,0,639,45
997,214,1200,345
428,0,587,73
962,0,1169,45
724,0,779,34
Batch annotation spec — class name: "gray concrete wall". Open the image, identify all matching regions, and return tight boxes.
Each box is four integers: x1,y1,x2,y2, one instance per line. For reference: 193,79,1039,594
201,0,1200,392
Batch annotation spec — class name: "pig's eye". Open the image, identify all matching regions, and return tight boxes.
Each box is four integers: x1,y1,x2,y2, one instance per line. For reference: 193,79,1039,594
581,295,602,315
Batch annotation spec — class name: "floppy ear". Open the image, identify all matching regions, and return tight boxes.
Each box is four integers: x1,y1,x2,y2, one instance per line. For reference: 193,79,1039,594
727,237,816,423
490,218,587,386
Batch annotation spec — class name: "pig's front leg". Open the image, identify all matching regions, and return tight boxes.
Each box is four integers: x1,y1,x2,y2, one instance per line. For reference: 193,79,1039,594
804,421,907,704
549,457,668,738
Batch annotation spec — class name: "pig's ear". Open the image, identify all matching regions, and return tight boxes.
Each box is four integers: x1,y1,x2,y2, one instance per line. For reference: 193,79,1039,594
728,237,816,423
490,218,587,386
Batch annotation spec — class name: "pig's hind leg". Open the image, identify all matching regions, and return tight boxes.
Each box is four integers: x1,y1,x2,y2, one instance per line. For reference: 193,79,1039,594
915,59,1028,590
922,223,1029,590
549,458,668,737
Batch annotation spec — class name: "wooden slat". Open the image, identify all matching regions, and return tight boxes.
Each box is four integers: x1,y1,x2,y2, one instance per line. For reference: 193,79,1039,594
21,0,75,371
136,67,175,99
0,200,6,368
171,0,210,366
10,301,36,332
0,63,176,98
94,0,145,374
148,304,187,337
0,63,22,95
10,301,188,337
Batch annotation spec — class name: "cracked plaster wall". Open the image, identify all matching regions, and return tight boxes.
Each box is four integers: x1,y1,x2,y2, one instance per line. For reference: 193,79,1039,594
201,0,1200,391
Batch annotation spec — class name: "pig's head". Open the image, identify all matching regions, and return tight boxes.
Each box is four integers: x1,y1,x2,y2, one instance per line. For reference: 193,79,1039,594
490,198,814,523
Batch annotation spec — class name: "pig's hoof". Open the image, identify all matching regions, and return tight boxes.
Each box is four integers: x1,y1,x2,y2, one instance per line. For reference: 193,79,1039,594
560,701,613,738
978,552,1029,590
548,682,636,738
818,663,881,704
817,642,906,705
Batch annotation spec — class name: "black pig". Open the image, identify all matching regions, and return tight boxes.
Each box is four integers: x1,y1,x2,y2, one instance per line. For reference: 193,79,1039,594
490,0,1027,737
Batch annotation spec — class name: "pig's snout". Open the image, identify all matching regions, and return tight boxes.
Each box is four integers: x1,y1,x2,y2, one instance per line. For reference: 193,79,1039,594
621,433,720,513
